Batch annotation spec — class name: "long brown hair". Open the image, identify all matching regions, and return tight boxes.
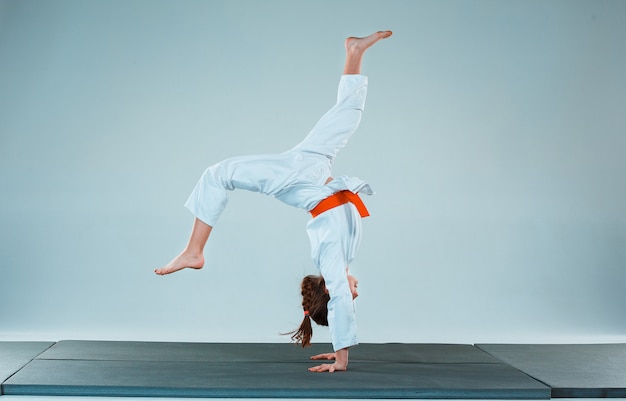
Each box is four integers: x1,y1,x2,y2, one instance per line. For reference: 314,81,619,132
288,275,330,347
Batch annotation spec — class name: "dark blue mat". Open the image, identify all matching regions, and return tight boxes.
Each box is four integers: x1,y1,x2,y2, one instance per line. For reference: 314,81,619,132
2,359,549,398
0,342,54,384
477,343,626,398
2,341,550,399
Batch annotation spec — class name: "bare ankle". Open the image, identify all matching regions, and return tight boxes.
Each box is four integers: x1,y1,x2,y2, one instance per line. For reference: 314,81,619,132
183,248,203,259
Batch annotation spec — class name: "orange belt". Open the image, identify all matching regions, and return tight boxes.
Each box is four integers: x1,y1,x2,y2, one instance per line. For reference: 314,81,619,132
310,190,370,218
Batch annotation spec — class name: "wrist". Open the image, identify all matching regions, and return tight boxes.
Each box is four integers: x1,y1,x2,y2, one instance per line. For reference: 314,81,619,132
335,348,349,369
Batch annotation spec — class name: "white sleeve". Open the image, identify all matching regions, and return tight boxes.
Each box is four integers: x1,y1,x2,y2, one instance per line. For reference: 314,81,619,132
317,242,358,351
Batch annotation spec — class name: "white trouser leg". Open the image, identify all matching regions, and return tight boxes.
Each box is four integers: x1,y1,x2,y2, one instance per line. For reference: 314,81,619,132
184,153,293,226
287,74,368,161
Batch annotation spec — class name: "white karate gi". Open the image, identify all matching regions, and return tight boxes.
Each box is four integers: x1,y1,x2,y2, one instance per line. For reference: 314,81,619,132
185,74,372,351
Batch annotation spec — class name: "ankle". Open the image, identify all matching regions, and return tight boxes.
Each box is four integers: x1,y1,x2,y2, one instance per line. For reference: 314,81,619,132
183,248,204,259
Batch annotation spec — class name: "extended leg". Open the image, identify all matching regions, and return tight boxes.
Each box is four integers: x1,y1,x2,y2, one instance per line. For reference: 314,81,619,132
287,31,392,160
155,218,212,275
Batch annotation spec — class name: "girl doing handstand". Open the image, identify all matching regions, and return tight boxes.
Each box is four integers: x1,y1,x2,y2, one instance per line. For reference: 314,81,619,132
155,31,393,373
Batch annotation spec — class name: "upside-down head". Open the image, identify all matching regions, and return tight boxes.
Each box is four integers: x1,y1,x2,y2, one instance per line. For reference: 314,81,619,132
290,275,330,347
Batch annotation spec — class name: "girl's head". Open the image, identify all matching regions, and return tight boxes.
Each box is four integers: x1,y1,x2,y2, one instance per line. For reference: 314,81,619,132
290,274,330,347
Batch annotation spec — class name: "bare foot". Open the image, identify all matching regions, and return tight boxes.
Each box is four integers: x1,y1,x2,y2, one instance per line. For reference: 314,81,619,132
343,31,392,74
345,31,392,55
155,251,204,275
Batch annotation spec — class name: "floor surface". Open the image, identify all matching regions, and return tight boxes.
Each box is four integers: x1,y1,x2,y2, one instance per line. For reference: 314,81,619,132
1,341,624,398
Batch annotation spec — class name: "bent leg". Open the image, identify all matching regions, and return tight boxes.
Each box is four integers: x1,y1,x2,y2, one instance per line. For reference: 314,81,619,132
157,152,301,276
185,153,297,227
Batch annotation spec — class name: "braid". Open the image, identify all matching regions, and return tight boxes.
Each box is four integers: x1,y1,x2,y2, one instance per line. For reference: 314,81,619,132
286,275,330,348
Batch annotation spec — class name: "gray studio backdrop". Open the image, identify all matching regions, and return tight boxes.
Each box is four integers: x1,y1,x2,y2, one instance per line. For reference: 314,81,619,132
1,0,625,345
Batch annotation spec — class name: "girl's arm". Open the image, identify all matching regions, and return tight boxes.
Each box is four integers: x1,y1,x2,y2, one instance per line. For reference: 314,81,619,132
307,269,357,372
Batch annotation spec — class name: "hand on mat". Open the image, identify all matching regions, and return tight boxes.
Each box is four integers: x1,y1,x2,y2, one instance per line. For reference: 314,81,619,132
308,348,348,373
310,353,336,361
308,361,347,373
